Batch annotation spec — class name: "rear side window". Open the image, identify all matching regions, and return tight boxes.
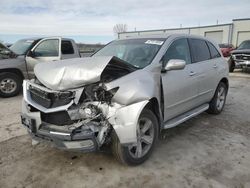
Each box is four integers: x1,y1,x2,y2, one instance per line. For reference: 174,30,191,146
189,39,210,63
207,42,221,59
61,41,74,54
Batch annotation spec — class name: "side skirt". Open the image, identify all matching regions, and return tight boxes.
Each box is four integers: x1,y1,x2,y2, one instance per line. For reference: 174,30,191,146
163,103,209,129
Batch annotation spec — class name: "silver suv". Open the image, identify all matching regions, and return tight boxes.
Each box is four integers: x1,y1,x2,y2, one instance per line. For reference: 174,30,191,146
21,34,229,165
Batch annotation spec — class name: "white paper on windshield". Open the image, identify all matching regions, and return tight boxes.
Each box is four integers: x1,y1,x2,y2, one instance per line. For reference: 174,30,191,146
25,40,34,43
145,40,164,45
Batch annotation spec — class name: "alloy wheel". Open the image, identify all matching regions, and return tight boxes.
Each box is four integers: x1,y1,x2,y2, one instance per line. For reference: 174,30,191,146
216,86,226,111
128,117,154,159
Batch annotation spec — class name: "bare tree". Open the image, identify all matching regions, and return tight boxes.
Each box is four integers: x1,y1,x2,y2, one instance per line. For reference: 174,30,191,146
113,24,127,34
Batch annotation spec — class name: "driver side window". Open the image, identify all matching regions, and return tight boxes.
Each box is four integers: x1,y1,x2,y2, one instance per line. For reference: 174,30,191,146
34,39,59,57
163,38,191,66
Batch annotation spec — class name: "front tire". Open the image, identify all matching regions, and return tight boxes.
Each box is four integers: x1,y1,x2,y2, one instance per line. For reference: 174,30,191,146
207,82,228,114
112,109,159,166
0,72,22,98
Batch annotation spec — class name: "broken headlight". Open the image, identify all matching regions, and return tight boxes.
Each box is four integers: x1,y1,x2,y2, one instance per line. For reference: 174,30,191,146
96,87,119,103
83,84,119,104
79,104,100,119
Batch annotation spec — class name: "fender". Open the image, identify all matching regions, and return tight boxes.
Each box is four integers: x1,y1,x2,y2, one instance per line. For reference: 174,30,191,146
108,100,149,144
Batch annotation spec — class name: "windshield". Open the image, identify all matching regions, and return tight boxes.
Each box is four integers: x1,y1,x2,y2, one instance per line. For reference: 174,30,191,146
0,43,9,53
0,43,13,59
238,41,250,50
9,39,35,55
93,39,165,68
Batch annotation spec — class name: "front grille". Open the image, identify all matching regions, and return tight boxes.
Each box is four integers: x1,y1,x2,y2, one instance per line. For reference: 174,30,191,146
41,111,74,125
235,54,250,61
29,86,74,108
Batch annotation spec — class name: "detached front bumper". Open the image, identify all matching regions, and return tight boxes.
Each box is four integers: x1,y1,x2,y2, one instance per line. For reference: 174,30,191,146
21,102,98,152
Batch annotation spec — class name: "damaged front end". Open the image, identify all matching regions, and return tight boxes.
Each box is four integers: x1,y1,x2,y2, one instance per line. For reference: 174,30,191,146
21,56,150,151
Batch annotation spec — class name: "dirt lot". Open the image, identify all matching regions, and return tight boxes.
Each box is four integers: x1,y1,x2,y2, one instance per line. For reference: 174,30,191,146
0,75,250,188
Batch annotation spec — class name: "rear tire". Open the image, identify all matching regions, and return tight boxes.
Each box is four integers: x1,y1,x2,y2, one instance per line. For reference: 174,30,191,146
0,72,22,98
207,82,228,114
112,109,159,166
228,57,235,72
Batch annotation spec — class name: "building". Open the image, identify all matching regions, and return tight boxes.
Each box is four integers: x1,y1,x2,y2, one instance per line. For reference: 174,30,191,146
118,18,250,47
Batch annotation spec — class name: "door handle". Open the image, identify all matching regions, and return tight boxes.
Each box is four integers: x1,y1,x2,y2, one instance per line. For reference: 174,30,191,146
189,71,196,76
213,64,218,68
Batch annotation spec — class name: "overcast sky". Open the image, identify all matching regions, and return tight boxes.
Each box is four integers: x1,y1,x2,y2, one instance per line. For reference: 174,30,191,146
0,0,250,43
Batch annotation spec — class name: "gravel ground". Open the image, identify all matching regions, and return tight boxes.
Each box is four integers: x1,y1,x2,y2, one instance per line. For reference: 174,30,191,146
0,75,250,188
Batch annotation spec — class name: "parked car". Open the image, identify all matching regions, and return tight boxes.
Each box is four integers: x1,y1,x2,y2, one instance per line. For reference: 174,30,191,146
0,37,80,97
219,43,234,57
21,34,229,165
228,40,250,72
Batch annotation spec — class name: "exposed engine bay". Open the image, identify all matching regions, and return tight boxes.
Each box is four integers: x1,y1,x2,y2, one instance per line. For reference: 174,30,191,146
31,82,115,143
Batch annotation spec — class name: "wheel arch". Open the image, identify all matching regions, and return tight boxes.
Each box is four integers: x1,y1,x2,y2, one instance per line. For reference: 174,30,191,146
109,97,163,144
145,97,163,129
0,68,24,80
219,77,229,92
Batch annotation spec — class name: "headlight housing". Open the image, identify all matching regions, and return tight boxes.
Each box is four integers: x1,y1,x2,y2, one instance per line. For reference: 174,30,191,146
79,83,120,105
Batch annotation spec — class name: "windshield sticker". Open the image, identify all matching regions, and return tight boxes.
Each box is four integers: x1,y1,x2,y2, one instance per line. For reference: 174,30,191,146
25,40,34,43
145,40,164,45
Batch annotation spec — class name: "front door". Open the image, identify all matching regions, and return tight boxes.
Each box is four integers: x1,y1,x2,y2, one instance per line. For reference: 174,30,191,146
161,38,199,121
25,37,61,78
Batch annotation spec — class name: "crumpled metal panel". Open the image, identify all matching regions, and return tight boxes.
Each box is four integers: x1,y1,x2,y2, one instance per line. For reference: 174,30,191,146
108,100,149,144
105,69,160,106
34,56,113,91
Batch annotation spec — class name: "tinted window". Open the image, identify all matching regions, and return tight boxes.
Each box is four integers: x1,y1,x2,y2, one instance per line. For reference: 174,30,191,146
207,42,221,59
163,38,191,66
62,40,74,54
34,39,59,57
189,39,210,63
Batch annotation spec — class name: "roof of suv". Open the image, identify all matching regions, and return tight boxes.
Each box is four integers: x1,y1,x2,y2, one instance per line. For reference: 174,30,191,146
117,33,220,48
117,33,209,40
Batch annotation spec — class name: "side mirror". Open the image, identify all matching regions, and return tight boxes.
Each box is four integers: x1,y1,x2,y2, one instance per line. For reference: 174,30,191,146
163,59,186,72
27,50,35,58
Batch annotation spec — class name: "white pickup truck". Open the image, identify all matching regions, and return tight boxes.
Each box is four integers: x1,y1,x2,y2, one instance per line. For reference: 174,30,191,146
0,37,80,97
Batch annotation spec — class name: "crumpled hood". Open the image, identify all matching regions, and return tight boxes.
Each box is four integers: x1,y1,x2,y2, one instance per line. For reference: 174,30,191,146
34,56,136,91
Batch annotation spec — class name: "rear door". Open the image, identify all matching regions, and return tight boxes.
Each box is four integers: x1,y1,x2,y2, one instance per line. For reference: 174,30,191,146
188,38,220,104
25,37,62,78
